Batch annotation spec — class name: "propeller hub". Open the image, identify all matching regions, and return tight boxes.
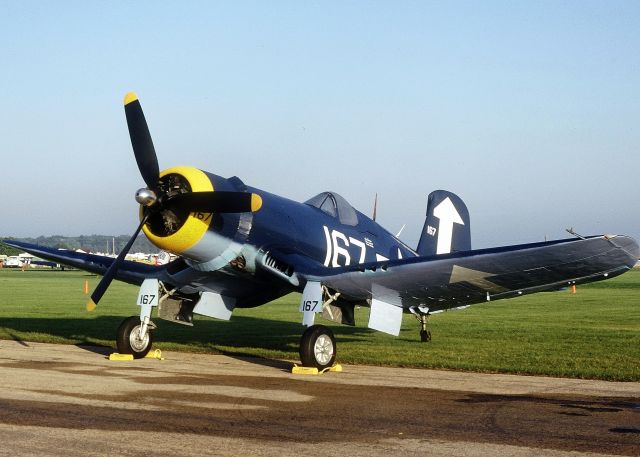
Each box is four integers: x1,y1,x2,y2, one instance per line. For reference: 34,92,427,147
135,188,158,207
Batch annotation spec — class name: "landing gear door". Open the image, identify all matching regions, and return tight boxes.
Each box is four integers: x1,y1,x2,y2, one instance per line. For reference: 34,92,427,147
137,278,159,318
300,281,323,327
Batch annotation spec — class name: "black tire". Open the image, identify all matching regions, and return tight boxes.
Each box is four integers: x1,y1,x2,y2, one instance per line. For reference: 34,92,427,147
420,329,432,342
299,325,336,369
116,316,154,359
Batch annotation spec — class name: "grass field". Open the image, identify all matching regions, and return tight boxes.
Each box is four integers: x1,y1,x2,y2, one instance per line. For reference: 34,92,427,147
0,268,638,381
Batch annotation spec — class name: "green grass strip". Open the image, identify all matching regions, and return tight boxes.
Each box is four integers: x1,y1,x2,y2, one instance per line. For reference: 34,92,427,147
0,268,638,381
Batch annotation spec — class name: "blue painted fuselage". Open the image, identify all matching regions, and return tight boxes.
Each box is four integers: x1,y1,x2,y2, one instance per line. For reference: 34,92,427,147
203,171,417,279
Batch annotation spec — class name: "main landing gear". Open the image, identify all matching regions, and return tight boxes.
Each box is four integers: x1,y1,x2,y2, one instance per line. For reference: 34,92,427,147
118,278,338,367
115,278,159,358
115,313,337,368
116,316,156,359
299,325,337,370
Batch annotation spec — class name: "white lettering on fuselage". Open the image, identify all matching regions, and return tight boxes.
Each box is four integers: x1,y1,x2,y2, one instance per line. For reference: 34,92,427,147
323,225,400,267
331,230,351,267
349,237,366,264
323,226,332,266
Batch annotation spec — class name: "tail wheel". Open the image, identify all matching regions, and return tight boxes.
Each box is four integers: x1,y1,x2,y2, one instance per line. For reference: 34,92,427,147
116,316,154,359
299,325,336,369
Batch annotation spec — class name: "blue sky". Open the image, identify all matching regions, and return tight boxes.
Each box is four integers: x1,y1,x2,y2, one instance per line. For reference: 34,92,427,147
1,1,639,248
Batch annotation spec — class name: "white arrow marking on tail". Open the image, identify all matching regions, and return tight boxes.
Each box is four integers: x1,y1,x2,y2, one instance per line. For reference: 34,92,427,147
433,197,464,254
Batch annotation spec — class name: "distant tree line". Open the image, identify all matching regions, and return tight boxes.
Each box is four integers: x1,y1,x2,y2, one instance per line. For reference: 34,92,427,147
0,235,156,254
0,243,21,256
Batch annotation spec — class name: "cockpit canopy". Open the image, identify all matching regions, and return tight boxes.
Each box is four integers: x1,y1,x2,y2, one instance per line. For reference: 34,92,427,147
305,191,359,226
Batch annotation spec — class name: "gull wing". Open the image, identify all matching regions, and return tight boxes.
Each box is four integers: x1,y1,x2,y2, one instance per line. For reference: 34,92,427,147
2,240,159,285
315,235,638,312
1,240,291,308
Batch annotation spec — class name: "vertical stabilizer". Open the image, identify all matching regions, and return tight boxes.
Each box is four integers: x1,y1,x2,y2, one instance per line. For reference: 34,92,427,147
416,190,470,256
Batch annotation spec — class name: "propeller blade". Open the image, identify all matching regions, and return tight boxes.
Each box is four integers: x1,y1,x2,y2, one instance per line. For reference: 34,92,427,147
165,191,263,213
124,92,160,188
86,214,149,311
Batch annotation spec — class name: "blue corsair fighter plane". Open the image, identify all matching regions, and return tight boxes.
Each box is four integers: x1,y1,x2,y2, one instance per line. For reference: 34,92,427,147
4,93,639,369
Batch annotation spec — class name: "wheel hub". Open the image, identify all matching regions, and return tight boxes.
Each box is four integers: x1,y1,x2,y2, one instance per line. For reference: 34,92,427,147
314,334,334,366
129,325,150,352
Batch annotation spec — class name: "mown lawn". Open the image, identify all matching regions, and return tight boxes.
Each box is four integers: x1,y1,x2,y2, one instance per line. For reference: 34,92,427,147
0,268,638,380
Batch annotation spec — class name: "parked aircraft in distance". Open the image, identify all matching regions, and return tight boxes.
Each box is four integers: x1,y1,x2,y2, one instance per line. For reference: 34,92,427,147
5,93,638,368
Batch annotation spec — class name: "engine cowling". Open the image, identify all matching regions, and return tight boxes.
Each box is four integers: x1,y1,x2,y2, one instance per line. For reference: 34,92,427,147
141,166,247,270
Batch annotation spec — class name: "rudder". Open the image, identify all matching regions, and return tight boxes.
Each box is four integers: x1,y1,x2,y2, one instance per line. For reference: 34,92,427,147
416,190,470,256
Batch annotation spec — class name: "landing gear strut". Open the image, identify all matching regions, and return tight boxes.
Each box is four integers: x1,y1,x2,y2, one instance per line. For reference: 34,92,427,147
410,306,431,343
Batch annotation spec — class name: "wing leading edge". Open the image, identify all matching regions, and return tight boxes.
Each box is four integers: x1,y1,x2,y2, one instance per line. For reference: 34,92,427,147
315,235,639,312
1,240,292,308
1,240,160,286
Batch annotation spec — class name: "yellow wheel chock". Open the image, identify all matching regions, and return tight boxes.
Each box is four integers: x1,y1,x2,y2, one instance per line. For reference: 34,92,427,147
145,349,164,360
291,363,342,375
107,349,164,361
108,353,134,361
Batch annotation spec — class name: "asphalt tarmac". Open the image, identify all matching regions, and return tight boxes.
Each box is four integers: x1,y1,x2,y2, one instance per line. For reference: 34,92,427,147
0,341,638,457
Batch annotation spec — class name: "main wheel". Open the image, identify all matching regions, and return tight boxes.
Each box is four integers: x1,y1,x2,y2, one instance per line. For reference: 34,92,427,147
299,325,336,369
116,316,154,359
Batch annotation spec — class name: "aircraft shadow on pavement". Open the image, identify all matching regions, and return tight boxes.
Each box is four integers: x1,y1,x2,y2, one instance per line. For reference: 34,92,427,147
0,315,375,358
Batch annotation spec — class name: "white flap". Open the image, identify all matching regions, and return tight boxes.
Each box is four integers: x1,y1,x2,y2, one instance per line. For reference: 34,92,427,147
193,292,235,321
368,298,403,336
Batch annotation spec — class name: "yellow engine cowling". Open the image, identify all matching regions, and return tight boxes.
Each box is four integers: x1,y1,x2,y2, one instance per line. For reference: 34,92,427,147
141,166,214,258
140,166,254,271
